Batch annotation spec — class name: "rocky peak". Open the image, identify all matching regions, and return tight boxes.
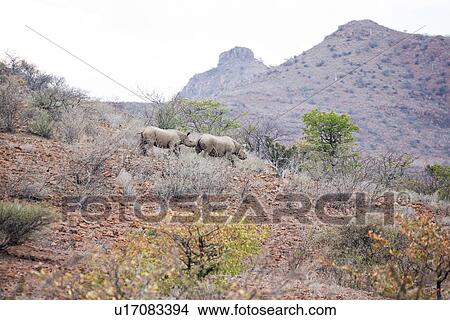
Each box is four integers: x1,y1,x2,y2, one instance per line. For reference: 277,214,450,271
218,47,257,66
332,19,400,39
180,46,267,99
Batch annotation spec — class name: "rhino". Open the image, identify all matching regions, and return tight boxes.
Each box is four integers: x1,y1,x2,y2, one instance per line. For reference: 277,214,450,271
195,133,247,160
139,126,196,155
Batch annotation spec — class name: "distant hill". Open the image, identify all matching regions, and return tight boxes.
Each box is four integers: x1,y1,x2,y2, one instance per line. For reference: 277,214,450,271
180,20,450,163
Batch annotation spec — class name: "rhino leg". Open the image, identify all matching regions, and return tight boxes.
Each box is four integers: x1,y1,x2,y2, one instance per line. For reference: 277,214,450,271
165,141,178,156
204,146,215,157
225,152,236,166
139,135,148,156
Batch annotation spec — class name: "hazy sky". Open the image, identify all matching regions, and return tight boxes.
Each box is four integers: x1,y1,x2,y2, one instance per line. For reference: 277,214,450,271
1,0,449,101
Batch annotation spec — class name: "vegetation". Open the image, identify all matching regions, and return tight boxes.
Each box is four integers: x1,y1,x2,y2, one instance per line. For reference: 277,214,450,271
1,55,449,301
29,109,53,138
263,137,301,177
316,212,450,300
0,76,23,132
154,153,232,200
425,164,450,201
302,109,358,168
179,99,241,135
0,201,55,251
36,224,269,299
369,213,450,299
30,78,86,120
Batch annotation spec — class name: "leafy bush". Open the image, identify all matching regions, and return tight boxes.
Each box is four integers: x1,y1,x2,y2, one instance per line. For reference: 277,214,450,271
426,164,450,201
0,201,55,251
30,109,53,138
36,224,269,299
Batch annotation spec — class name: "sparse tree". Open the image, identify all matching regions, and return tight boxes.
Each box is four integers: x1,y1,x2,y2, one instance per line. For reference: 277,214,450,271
240,119,287,157
179,99,240,135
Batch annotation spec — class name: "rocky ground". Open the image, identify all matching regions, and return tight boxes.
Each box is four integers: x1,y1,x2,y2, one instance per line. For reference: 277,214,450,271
0,130,438,299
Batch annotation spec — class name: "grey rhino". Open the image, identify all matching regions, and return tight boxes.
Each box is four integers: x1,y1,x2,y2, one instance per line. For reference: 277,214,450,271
195,133,247,160
139,126,196,155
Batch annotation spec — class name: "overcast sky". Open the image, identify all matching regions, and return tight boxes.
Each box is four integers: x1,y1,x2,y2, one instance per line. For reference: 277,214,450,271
1,0,449,101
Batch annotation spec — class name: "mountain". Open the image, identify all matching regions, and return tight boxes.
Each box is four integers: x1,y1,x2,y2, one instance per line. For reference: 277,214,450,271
180,20,450,163
180,46,269,98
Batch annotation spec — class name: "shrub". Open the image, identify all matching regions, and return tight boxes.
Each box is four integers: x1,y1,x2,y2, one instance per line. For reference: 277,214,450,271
55,106,86,144
318,223,408,292
320,213,450,299
30,78,86,120
154,153,232,200
404,164,450,201
29,109,53,138
369,213,450,299
366,152,414,190
263,137,302,177
154,100,182,129
240,119,286,157
35,224,269,299
426,164,450,201
61,133,122,201
0,201,55,251
0,76,23,132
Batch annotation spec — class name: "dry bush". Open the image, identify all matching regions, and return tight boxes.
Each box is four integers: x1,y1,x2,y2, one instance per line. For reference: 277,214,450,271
310,223,407,292
30,77,86,120
0,76,23,132
0,201,55,251
368,152,414,190
235,153,269,173
55,106,86,144
239,118,288,157
116,169,136,197
313,213,450,299
285,152,413,201
408,192,450,217
61,134,121,200
154,152,232,200
368,213,450,299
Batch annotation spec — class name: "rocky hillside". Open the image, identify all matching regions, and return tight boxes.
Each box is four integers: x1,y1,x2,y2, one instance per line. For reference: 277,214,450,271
181,20,450,163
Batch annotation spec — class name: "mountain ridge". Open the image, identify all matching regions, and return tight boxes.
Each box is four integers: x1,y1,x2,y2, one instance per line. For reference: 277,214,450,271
180,20,450,163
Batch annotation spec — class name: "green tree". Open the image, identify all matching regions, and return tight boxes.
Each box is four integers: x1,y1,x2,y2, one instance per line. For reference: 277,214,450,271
179,99,241,135
302,108,358,167
426,164,450,201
